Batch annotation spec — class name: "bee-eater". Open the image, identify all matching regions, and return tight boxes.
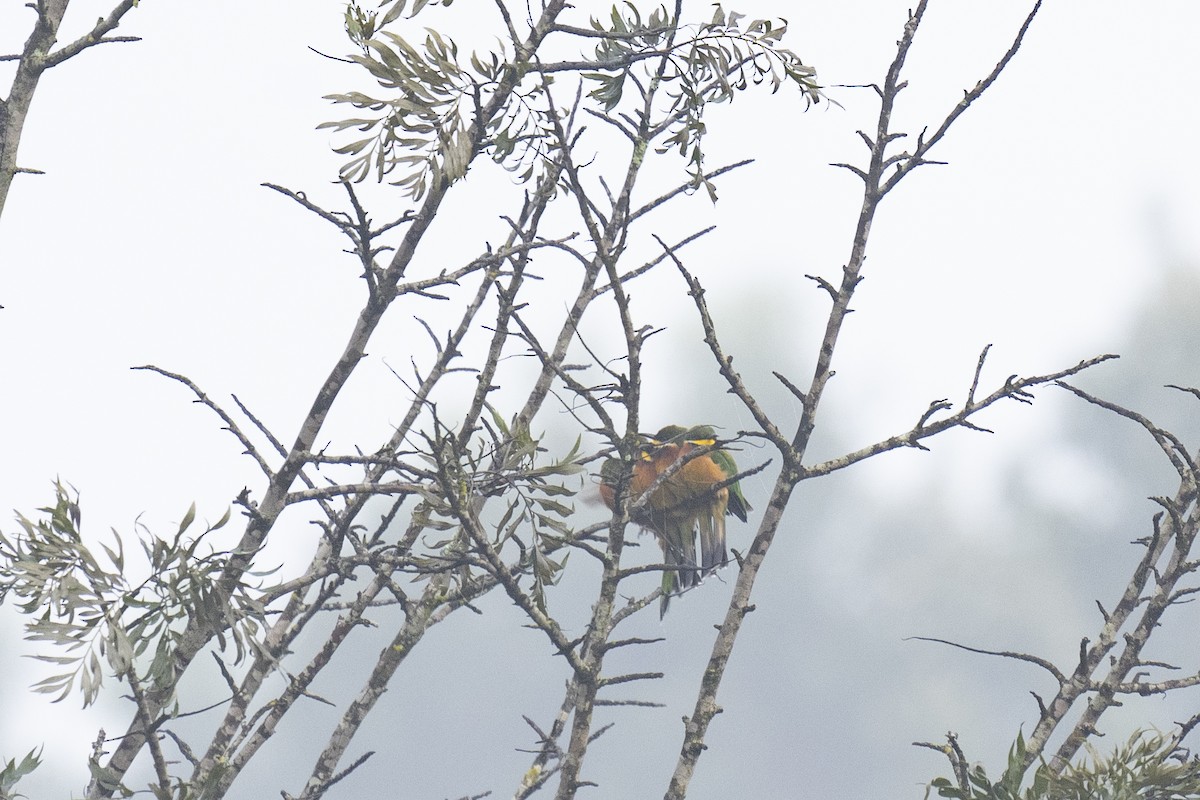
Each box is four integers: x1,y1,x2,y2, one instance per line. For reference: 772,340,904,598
599,425,751,615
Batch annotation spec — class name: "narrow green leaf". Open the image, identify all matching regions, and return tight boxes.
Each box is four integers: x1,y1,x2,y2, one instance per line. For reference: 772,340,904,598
177,503,196,535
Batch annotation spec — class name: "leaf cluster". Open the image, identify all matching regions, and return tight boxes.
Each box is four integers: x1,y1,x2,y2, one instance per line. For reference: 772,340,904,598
321,25,474,196
324,0,566,198
584,3,821,198
0,748,41,800
0,482,264,708
929,730,1200,800
343,0,455,48
322,3,823,201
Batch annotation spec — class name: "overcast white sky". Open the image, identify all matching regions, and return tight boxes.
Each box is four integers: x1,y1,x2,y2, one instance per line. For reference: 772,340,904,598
3,2,1200,798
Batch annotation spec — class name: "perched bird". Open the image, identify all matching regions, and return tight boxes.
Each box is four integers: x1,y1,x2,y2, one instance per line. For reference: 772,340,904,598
599,425,751,615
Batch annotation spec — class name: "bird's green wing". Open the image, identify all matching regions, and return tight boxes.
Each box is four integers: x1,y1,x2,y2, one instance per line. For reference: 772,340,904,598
710,448,751,522
682,424,716,442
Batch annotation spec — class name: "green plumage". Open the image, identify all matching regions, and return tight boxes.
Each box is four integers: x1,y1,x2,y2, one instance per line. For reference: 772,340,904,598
599,425,752,616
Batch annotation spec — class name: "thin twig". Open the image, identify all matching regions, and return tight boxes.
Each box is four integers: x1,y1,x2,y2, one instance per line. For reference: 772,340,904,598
906,636,1065,684
132,365,275,478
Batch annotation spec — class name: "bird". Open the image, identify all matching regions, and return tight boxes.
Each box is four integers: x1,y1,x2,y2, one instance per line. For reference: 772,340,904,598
599,425,751,616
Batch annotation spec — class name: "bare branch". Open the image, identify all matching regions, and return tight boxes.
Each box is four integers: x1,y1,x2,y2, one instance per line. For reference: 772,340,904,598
1057,381,1199,487
804,273,838,301
628,159,753,222
880,1,1046,195
660,237,793,456
906,636,1066,685
42,1,141,68
262,183,356,231
666,3,1056,793
913,733,970,795
806,355,1116,478
1166,384,1200,403
1114,671,1200,696
230,394,288,458
965,344,992,406
132,365,275,478
284,482,421,504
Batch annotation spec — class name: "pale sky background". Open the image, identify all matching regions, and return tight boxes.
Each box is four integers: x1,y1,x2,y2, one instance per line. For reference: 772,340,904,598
3,1,1200,798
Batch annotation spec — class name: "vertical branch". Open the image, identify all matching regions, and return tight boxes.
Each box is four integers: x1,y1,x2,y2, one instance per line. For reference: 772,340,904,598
550,5,694,797
666,5,932,795
212,575,388,796
458,153,566,449
668,1,1049,794
1,0,70,217
793,0,930,461
124,666,171,792
1,0,141,218
188,550,344,793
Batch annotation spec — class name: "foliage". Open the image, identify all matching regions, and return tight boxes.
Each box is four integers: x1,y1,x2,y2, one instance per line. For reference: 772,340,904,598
583,4,821,198
0,748,41,800
929,730,1200,800
1046,731,1200,800
322,2,821,199
0,482,261,709
321,18,491,194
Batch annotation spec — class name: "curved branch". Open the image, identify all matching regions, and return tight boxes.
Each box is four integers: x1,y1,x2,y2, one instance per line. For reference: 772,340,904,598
906,635,1066,685
1056,381,1199,487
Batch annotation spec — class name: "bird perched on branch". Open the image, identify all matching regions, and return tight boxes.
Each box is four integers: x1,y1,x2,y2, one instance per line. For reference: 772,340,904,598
599,425,751,616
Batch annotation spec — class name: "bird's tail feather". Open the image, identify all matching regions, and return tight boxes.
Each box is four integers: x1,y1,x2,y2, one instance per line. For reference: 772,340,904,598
658,518,698,616
698,513,727,576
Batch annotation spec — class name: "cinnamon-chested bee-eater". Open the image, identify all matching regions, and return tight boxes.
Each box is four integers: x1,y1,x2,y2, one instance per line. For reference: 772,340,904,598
599,425,751,616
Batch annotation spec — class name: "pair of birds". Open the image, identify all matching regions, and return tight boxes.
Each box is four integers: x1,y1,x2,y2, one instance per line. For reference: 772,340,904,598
599,425,751,616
